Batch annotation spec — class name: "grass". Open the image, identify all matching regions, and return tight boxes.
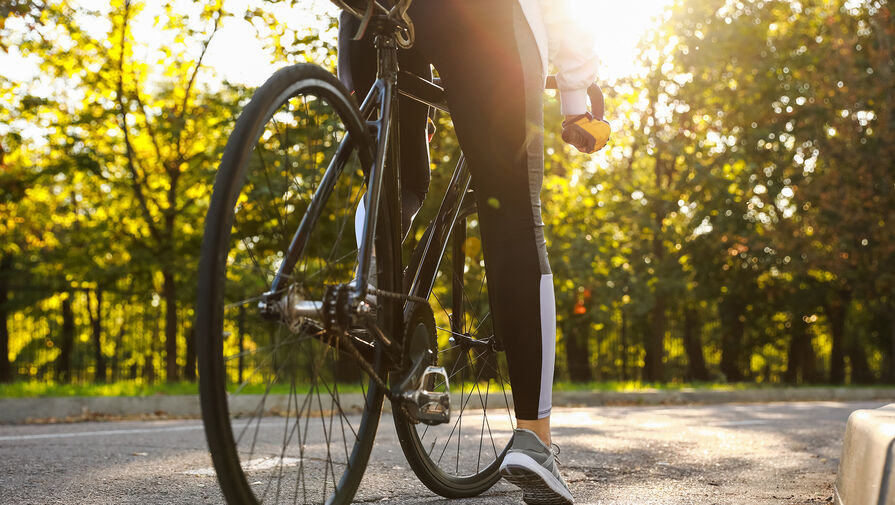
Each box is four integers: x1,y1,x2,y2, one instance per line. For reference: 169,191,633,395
552,381,892,392
551,381,748,392
1,379,888,398
0,381,201,398
0,381,374,398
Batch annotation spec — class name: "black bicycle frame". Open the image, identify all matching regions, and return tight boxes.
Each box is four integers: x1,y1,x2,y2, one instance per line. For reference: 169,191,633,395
353,38,462,307
268,19,473,364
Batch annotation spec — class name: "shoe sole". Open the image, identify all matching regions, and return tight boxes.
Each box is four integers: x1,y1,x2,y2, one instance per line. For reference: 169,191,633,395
499,452,574,505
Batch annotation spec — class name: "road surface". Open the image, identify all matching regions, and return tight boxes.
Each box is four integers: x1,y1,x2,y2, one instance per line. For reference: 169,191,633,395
0,401,877,504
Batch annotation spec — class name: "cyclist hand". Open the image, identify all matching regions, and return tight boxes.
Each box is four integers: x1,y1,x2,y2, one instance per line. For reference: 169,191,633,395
561,112,611,154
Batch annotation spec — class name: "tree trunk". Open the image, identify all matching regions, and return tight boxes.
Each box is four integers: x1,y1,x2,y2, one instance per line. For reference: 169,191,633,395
827,289,850,384
644,298,666,382
0,254,12,382
163,268,178,382
57,294,75,383
682,305,709,381
145,311,159,385
86,289,107,383
564,317,593,383
719,296,745,382
784,323,801,384
847,338,875,384
144,352,156,385
237,305,245,384
644,186,667,383
620,309,628,381
784,315,820,384
800,322,821,383
449,227,469,379
184,325,196,382
111,327,124,382
889,314,895,384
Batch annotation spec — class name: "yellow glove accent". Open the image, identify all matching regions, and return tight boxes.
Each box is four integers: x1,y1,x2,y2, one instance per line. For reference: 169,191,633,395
562,114,611,154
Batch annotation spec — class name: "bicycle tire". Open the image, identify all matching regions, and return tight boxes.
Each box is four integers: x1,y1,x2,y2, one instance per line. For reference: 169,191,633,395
196,63,400,505
393,197,514,498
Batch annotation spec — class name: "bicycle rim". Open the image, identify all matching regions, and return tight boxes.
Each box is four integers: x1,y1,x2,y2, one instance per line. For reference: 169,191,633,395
394,202,514,498
196,64,398,505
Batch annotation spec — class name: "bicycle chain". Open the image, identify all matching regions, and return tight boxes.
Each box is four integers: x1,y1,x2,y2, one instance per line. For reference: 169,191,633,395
367,287,428,305
335,328,393,398
335,328,422,422
303,287,429,411
346,288,430,416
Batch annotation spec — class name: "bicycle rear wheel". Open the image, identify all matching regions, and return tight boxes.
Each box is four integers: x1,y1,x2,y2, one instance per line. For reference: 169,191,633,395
394,195,515,498
196,63,400,505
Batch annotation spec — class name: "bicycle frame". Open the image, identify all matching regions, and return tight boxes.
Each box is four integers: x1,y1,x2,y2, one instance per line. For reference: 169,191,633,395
265,17,472,378
352,32,476,367
352,35,464,317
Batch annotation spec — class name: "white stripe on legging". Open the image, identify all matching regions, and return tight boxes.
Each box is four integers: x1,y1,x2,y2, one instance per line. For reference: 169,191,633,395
538,273,556,418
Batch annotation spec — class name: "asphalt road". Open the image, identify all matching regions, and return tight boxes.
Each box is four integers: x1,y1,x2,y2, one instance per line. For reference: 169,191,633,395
0,401,880,504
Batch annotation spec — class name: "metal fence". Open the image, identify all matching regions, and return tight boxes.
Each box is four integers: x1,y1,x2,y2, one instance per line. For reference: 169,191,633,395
3,287,848,386
6,287,192,384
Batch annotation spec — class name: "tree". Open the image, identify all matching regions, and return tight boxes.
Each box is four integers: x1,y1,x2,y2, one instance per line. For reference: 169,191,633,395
7,0,241,381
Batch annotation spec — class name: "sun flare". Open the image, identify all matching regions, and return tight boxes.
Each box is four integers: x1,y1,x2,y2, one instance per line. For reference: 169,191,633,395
200,0,674,86
568,0,675,81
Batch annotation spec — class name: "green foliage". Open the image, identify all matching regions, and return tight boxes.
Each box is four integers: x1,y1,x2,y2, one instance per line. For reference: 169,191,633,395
1,0,893,389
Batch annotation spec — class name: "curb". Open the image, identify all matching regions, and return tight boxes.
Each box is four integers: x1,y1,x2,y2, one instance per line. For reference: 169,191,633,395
1,387,894,424
834,403,895,505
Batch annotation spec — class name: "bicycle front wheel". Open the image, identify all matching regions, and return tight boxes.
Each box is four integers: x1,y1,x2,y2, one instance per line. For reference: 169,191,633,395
394,197,515,498
196,63,400,505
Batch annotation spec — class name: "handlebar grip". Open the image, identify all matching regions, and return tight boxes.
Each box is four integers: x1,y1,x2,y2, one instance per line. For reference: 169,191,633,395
545,76,605,120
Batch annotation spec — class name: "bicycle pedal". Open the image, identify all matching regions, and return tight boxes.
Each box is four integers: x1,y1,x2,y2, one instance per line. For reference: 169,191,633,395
403,366,450,425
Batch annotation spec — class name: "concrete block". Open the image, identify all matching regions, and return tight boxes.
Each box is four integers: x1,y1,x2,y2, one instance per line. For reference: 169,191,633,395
835,403,895,505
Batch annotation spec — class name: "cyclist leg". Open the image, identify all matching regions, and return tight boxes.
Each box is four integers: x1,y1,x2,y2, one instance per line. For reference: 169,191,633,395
408,1,556,427
338,12,432,237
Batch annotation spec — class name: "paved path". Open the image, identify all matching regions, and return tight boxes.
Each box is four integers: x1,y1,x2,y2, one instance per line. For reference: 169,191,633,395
0,402,879,504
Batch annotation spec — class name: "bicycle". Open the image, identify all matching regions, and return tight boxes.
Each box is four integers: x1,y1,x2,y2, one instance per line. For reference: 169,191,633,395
195,1,604,503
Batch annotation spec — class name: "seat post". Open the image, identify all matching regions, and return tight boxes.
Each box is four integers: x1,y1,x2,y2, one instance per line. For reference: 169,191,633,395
374,33,400,84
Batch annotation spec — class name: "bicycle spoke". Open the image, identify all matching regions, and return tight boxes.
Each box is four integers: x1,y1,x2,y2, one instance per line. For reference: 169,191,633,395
290,378,309,505
255,140,288,237
495,357,515,431
470,312,492,339
261,371,296,503
449,262,486,338
435,346,491,466
404,205,514,486
316,364,360,442
476,381,488,473
324,172,363,268
229,325,323,397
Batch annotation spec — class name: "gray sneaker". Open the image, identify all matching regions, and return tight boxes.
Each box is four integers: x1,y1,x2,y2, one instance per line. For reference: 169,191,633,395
499,429,574,505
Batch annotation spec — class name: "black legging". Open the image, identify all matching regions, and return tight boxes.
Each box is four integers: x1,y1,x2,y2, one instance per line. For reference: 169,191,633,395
339,0,555,421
